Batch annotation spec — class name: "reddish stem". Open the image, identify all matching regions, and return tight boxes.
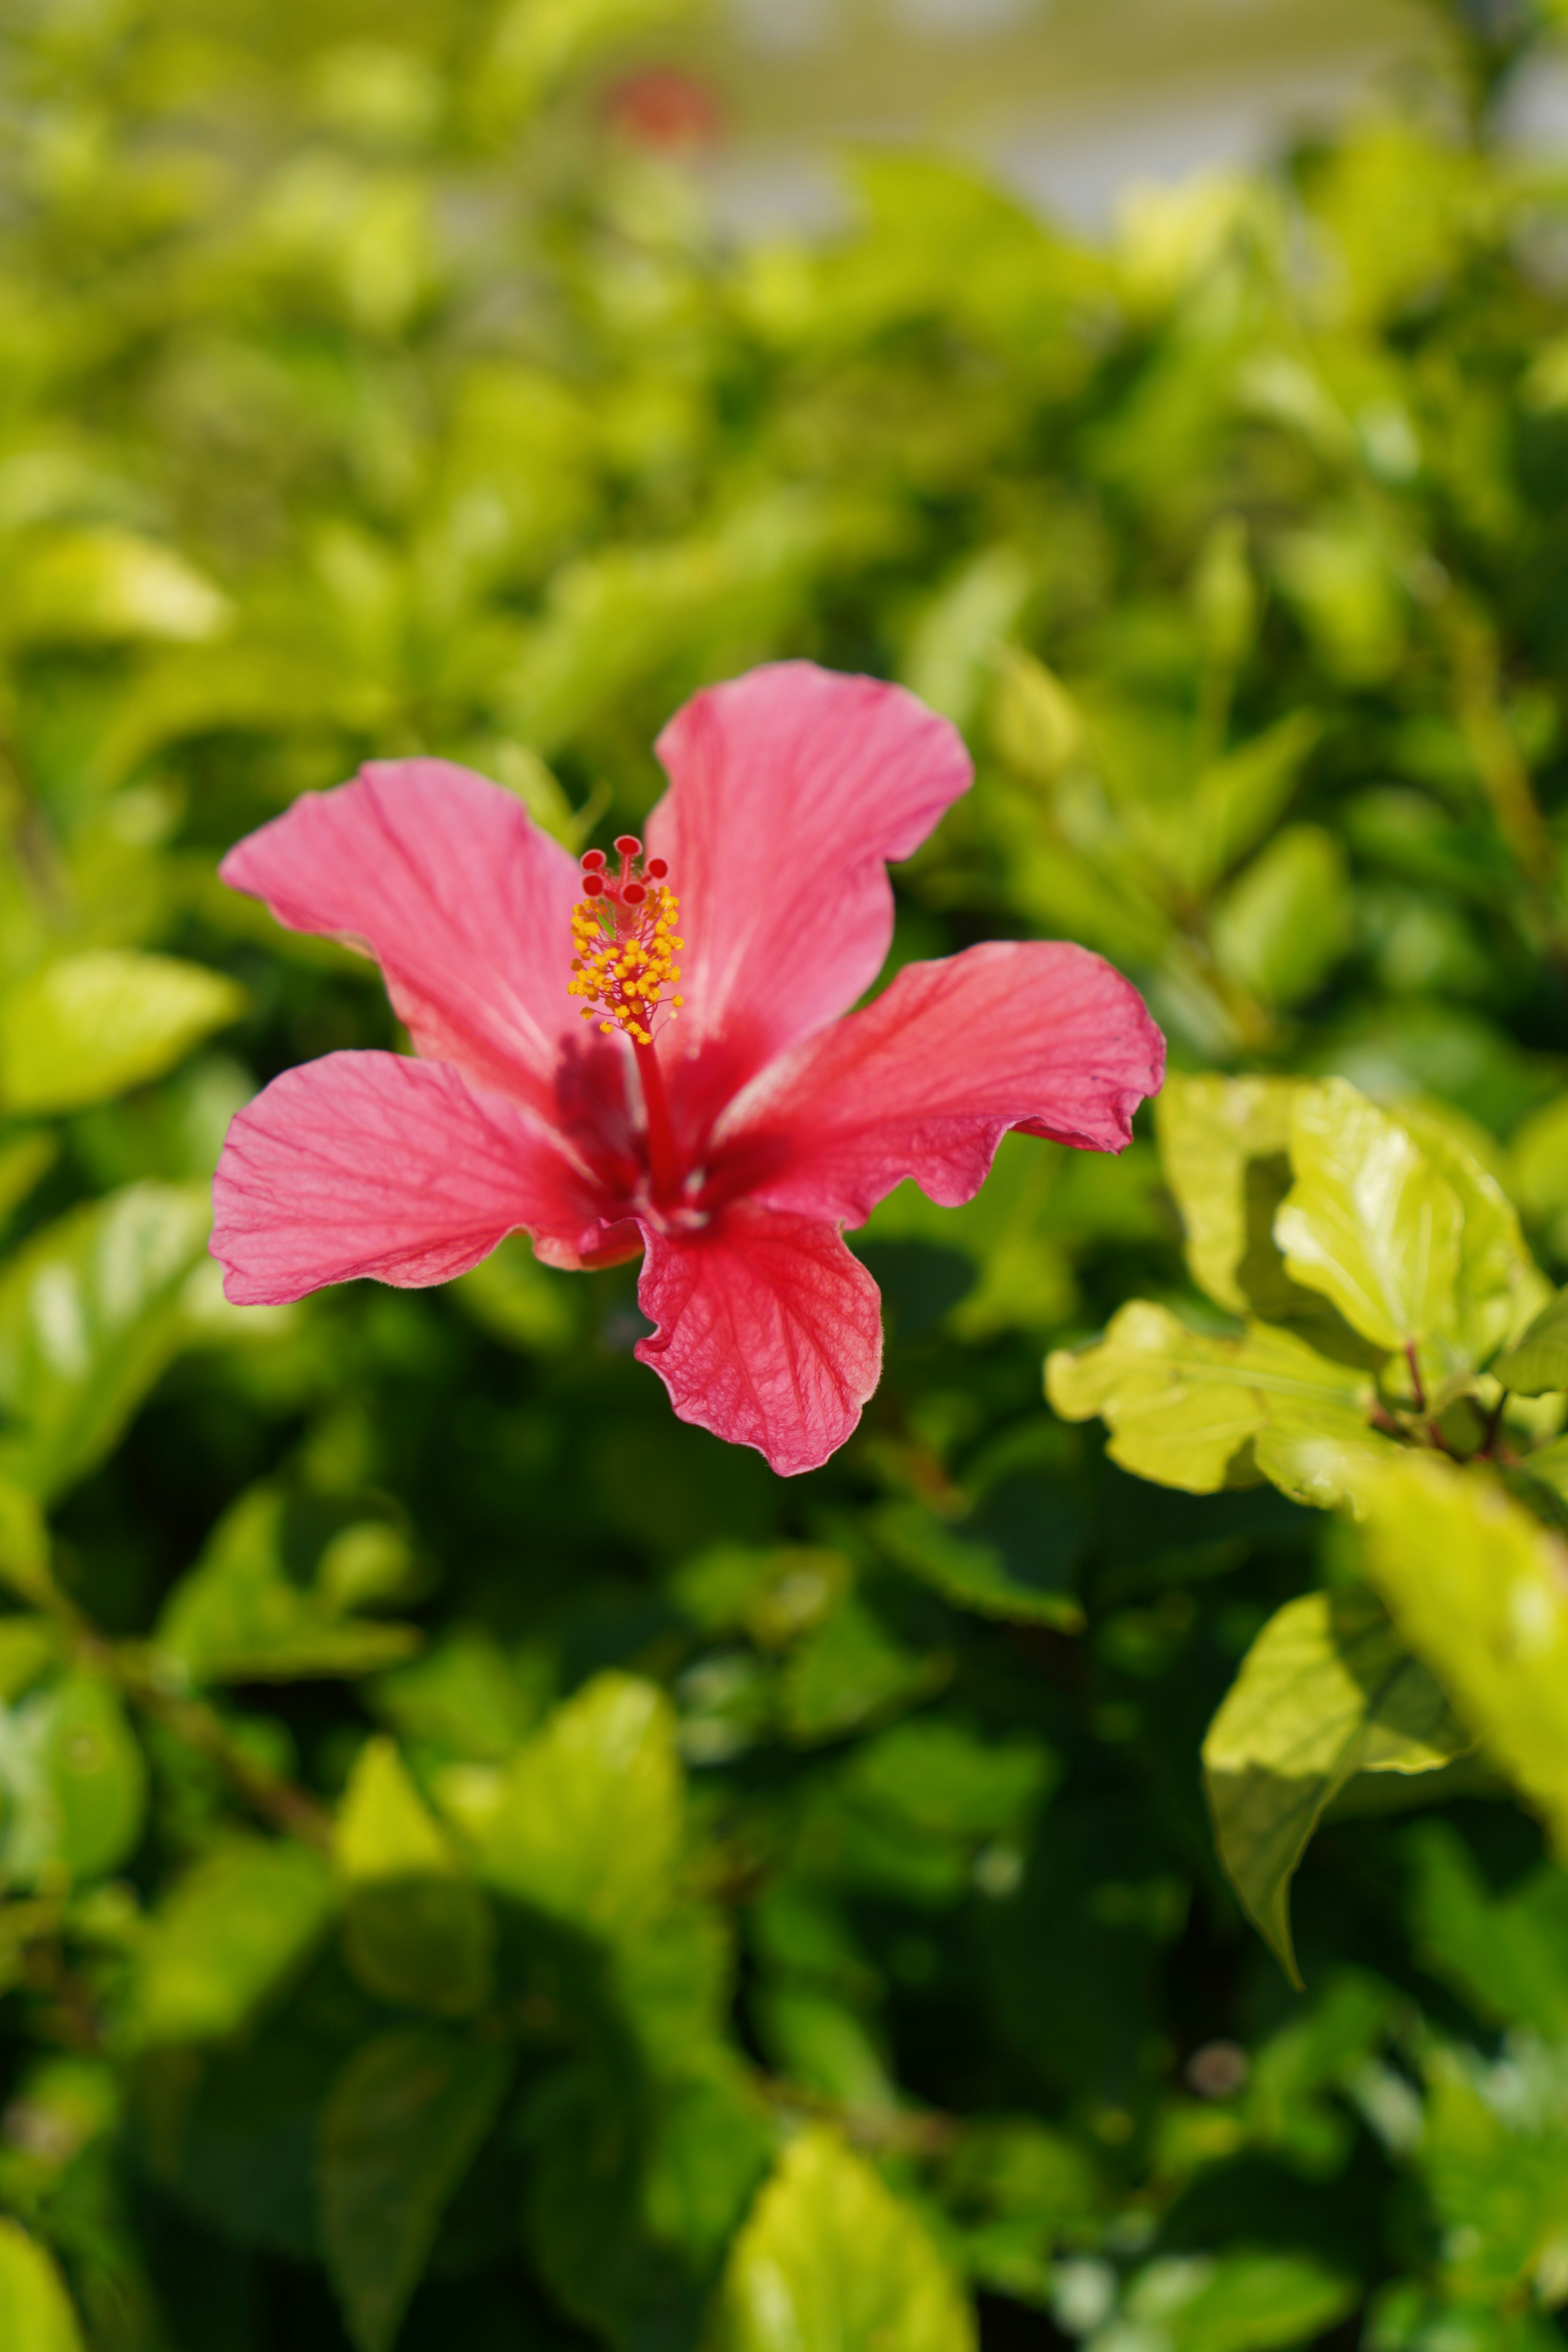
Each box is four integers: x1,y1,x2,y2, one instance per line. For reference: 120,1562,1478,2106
634,1039,680,1207
1404,1343,1428,1417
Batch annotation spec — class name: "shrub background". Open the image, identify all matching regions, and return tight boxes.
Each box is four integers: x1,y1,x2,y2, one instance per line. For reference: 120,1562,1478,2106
3,2,1568,2348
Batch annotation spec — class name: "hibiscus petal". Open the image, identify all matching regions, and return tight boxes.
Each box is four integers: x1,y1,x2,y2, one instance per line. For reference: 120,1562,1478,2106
717,940,1166,1226
212,1051,610,1305
635,1208,883,1477
221,761,583,1117
646,663,972,1136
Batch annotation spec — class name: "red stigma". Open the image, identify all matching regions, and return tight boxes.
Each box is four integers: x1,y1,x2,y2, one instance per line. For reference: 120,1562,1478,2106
646,857,668,879
623,881,646,906
613,835,642,858
580,849,606,873
582,871,605,897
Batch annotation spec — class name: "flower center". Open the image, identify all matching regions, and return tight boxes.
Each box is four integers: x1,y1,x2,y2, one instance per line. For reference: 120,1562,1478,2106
567,835,685,1049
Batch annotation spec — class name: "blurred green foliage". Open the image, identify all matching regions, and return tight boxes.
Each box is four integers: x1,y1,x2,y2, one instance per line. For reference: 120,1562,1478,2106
6,0,1568,2346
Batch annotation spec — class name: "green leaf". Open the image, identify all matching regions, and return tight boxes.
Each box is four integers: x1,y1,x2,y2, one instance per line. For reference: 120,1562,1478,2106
1395,1098,1549,1372
874,1499,1084,1629
1203,1591,1472,1979
336,1740,492,2017
1154,1073,1303,1313
0,2215,86,2352
1358,1453,1568,1850
1418,2043,1568,2305
443,1671,682,1942
1275,1078,1463,1350
713,2126,976,2352
0,1182,213,1499
8,527,230,644
1120,2252,1356,2352
127,1837,335,2048
780,1592,950,1743
1211,826,1351,1011
157,1484,421,1684
368,1628,537,1764
1180,710,1321,897
1047,1302,1374,1494
0,953,245,1116
1494,1286,1568,1395
318,2028,514,2352
1405,1820,1568,2040
0,1479,51,1606
0,1134,56,1234
0,1669,147,1888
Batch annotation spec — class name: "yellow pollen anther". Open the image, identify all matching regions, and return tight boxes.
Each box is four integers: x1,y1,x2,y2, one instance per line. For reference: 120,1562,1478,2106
567,862,684,1049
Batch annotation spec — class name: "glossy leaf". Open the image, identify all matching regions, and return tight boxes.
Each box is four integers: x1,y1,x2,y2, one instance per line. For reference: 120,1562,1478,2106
0,953,245,1116
1276,1079,1463,1350
1047,1302,1373,1494
713,2126,976,2352
1204,1591,1472,1978
319,2028,514,2352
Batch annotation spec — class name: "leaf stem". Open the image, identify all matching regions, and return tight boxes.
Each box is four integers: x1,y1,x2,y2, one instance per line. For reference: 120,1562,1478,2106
116,1657,334,1852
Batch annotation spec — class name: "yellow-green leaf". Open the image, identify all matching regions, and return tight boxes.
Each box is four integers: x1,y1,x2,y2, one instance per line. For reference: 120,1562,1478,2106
1154,1074,1301,1313
0,952,246,1116
128,1837,335,2048
9,528,230,646
0,2216,86,2352
1275,1079,1463,1350
1204,1591,1472,1980
1494,1285,1568,1396
336,1739,492,2018
1047,1302,1373,1494
1358,1454,1568,1850
713,2126,976,2352
442,1671,682,1942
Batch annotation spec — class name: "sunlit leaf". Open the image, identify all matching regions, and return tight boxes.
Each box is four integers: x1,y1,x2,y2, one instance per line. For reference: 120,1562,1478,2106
127,1838,335,2048
441,1671,682,1941
1204,1591,1472,1979
1275,1079,1463,1351
1358,1454,1568,1850
1155,1073,1303,1314
336,1739,492,2017
1047,1302,1373,1494
1494,1286,1568,1396
713,2127,975,2352
0,2215,86,2352
0,953,245,1116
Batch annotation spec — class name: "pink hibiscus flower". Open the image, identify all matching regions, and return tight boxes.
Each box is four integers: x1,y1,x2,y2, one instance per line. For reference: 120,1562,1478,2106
212,662,1164,1475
